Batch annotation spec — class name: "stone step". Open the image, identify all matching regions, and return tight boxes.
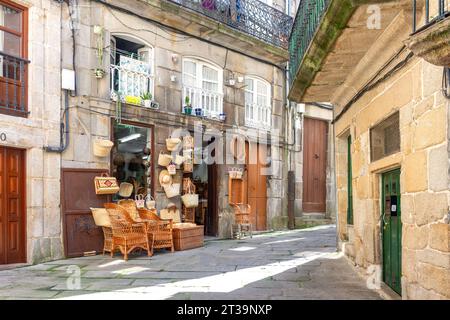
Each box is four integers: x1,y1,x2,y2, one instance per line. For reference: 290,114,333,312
295,217,334,229
301,213,327,220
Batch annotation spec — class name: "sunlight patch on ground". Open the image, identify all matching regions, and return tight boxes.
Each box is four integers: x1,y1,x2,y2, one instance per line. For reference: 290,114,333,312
111,267,150,275
56,252,331,300
98,260,126,268
228,246,257,252
263,238,305,245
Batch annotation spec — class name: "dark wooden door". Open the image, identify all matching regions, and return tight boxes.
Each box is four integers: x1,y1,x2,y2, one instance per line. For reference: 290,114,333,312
0,147,26,264
246,142,267,231
382,169,402,295
302,118,328,213
206,163,218,236
62,169,109,257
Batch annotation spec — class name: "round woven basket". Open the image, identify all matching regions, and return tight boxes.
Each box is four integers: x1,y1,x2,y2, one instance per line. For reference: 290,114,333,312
93,139,114,157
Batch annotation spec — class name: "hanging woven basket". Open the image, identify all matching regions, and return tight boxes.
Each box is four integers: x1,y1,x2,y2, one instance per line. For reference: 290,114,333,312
93,139,114,157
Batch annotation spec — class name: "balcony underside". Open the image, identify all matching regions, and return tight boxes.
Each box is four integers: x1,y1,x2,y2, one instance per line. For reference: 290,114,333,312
101,0,289,64
405,17,450,66
288,0,410,103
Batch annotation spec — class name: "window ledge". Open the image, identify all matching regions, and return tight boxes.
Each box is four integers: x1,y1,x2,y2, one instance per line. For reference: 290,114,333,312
369,152,402,173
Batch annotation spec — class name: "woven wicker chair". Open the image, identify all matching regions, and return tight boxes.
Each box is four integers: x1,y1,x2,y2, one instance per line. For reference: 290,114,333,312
230,203,253,239
104,203,151,260
138,208,175,253
102,226,113,255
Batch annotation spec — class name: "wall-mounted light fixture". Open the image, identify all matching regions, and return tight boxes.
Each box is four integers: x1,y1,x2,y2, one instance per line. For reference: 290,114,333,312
171,54,178,64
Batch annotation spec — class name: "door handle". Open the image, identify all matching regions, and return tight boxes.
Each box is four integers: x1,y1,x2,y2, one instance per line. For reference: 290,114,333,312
314,154,319,159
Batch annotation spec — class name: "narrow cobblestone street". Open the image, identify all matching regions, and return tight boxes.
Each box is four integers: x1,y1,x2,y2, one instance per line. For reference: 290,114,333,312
0,225,382,300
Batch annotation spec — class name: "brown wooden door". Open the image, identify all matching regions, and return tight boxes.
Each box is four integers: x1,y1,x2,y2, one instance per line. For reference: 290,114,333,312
246,142,267,231
0,146,26,264
62,169,109,257
302,118,328,213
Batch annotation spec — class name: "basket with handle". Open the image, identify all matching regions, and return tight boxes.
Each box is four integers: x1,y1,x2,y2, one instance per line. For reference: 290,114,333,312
166,138,181,151
158,151,173,167
135,194,146,209
94,173,120,195
163,183,181,198
181,180,199,208
167,162,177,175
145,194,156,210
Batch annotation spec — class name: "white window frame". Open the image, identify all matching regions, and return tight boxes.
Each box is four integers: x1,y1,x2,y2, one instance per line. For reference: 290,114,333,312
244,76,272,129
182,57,223,118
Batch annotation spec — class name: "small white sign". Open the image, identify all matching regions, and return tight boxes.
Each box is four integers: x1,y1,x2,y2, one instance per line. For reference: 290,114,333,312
391,205,397,212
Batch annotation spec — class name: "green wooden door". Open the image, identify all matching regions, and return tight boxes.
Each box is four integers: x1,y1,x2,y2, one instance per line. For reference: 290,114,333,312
382,169,402,295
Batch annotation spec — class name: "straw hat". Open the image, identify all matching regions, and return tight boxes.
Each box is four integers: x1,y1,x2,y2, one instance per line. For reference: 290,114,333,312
118,182,133,198
159,170,173,186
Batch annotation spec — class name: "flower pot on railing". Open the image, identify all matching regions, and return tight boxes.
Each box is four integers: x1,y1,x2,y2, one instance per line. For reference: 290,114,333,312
219,113,226,122
183,105,192,115
194,108,203,117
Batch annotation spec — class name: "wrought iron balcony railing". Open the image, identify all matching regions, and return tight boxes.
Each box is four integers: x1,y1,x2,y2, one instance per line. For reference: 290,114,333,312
183,85,224,118
110,62,154,101
168,0,293,48
288,0,330,86
413,0,449,33
0,52,29,117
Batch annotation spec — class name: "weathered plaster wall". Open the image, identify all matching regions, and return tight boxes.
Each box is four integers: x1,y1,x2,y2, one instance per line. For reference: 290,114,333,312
0,0,63,263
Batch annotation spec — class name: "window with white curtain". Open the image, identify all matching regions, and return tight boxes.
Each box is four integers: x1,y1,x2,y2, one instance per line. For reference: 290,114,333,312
182,58,223,118
245,77,271,128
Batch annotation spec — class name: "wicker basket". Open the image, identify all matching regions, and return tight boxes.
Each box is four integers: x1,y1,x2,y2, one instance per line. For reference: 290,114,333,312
166,138,181,151
167,162,177,175
158,151,173,167
118,182,133,198
93,139,114,157
163,183,181,198
181,180,198,208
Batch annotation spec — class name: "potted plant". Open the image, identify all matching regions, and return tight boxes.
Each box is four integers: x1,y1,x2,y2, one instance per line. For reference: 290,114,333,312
183,96,192,115
141,92,153,108
194,106,203,117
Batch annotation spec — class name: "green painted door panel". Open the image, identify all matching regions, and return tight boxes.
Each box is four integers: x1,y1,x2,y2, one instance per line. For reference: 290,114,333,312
382,169,402,295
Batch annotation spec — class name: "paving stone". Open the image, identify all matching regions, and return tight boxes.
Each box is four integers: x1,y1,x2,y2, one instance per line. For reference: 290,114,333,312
0,225,383,300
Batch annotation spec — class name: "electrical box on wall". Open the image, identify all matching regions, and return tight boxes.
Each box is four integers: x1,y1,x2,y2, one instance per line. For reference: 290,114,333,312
62,69,75,91
296,103,305,114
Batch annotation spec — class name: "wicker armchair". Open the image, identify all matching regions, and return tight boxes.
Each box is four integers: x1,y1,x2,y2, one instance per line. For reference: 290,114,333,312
102,226,113,255
138,208,175,253
230,203,253,239
104,203,151,260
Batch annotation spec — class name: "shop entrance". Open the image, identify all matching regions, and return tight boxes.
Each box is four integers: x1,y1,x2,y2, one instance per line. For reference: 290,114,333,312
0,146,26,264
111,121,154,200
382,169,402,295
191,138,218,236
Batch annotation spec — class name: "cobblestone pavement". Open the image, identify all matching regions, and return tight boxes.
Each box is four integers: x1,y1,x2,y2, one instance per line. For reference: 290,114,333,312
0,225,382,300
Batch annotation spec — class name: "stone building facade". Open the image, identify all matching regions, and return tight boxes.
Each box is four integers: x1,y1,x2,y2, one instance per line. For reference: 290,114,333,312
289,0,449,299
0,0,63,264
57,0,297,257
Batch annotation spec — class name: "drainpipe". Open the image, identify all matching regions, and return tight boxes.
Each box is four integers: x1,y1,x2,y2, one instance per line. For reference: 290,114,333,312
332,105,339,250
45,90,70,153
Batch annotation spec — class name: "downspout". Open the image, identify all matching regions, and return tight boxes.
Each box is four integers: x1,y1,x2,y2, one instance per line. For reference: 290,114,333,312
332,105,339,250
45,90,70,153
